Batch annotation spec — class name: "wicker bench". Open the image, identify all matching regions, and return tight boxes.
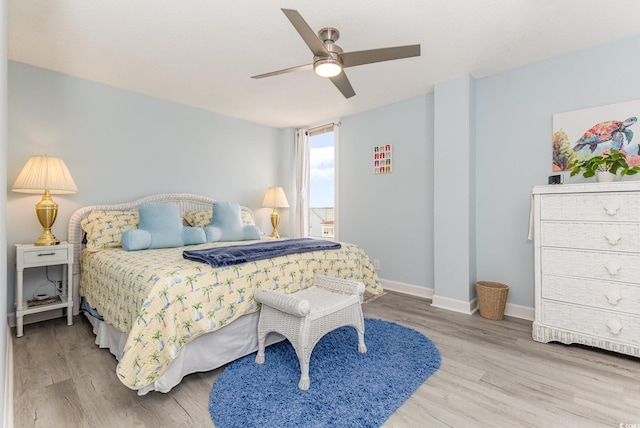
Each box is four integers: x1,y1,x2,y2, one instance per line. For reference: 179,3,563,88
254,275,367,390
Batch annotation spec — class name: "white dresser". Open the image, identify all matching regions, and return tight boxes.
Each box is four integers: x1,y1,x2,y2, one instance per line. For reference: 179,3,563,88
532,182,640,357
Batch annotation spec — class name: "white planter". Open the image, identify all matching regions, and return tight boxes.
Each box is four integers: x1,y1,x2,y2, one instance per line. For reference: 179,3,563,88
596,171,616,182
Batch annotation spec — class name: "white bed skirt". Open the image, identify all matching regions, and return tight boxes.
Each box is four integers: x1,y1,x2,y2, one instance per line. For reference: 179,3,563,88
85,311,284,395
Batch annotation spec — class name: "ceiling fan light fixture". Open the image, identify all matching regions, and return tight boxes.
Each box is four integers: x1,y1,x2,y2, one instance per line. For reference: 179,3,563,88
253,9,421,99
314,58,342,77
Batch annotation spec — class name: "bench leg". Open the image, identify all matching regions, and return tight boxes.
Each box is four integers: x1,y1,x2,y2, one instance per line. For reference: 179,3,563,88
298,357,310,390
358,329,367,353
255,334,266,364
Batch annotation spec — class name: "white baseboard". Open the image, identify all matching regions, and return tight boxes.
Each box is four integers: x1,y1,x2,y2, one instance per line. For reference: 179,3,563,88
381,279,433,299
5,324,13,428
381,278,533,321
504,302,534,321
431,294,478,315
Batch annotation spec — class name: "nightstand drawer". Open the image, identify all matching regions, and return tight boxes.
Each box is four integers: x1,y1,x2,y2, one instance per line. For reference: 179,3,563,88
22,247,69,265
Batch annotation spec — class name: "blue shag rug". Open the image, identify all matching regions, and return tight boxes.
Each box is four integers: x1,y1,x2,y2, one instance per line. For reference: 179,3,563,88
209,318,441,428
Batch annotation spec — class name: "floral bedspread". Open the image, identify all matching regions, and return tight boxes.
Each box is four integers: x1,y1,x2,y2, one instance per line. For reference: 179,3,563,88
79,239,382,390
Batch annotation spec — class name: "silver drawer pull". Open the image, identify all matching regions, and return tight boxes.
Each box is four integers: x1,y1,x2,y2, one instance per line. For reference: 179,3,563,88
604,232,621,245
604,289,622,305
606,319,622,335
603,202,620,216
604,260,621,276
37,252,56,257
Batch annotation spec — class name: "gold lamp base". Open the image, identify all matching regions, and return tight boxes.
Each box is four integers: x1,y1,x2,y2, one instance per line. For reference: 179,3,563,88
270,208,281,238
34,190,60,246
35,230,60,246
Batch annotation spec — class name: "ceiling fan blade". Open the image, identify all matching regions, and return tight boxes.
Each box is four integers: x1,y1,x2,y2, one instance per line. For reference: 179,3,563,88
329,72,356,99
251,64,313,79
281,8,330,57
341,44,421,68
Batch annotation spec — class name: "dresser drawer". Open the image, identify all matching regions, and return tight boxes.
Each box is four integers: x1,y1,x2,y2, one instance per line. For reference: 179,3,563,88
542,275,640,315
541,300,640,345
542,248,640,284
22,247,69,265
540,193,640,222
541,221,640,252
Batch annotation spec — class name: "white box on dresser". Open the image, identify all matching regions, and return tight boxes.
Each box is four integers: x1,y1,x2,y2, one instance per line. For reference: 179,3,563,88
532,181,640,358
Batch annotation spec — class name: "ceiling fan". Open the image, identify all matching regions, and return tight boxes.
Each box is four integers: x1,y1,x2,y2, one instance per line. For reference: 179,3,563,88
251,8,421,99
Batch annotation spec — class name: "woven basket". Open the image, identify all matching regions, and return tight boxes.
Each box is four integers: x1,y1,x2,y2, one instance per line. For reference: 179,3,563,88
475,281,509,320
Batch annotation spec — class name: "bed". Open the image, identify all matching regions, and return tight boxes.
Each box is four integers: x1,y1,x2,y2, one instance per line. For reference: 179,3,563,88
68,193,382,395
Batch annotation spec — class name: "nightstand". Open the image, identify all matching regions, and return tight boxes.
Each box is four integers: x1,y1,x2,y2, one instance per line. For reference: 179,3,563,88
15,242,74,337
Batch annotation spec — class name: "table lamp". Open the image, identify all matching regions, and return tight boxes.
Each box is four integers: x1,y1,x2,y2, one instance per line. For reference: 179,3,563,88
262,187,289,238
12,155,78,246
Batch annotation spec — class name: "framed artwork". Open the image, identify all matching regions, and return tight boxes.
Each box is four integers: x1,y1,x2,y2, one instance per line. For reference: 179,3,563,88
373,144,392,174
552,99,640,171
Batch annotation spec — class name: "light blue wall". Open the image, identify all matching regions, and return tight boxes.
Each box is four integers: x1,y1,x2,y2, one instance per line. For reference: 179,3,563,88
340,94,434,289
279,127,296,239
7,61,290,314
1,0,8,423
475,35,640,307
433,75,476,302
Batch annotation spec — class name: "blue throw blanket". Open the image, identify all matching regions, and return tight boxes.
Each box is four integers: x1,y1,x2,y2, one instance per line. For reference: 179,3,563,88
183,238,342,267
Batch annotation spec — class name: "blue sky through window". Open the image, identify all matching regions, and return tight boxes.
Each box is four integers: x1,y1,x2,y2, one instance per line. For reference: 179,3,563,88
310,132,334,208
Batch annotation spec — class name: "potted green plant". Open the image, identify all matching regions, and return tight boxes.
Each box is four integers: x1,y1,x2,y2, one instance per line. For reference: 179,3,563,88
569,149,640,182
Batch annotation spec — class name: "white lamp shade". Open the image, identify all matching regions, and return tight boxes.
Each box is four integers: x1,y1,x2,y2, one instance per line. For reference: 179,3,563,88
12,155,78,194
262,187,289,208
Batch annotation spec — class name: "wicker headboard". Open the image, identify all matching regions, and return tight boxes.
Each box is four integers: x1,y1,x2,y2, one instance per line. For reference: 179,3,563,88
67,193,253,314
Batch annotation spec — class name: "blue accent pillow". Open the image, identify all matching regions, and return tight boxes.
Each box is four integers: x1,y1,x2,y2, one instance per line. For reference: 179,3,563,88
204,226,222,243
211,201,243,241
206,202,262,242
243,225,261,240
139,202,184,249
182,226,207,245
122,202,207,251
121,229,152,251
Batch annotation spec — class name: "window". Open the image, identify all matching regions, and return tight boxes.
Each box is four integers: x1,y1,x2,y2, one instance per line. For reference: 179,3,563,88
309,126,336,239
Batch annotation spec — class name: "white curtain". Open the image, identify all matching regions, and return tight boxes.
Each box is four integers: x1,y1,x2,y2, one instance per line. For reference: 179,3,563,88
332,123,339,241
294,129,310,238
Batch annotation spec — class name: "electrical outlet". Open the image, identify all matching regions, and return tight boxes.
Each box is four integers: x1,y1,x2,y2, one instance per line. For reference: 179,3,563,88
373,259,381,270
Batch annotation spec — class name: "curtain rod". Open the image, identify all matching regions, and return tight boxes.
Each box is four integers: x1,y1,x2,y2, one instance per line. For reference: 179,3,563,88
307,122,340,135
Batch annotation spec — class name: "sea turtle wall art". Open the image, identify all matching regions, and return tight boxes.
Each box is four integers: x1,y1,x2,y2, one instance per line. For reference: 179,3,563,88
552,99,640,172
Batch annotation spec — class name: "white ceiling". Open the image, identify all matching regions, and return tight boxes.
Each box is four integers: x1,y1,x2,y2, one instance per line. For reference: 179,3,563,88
8,0,640,129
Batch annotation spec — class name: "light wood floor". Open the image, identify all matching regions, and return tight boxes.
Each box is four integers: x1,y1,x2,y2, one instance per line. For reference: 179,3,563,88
12,291,640,427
